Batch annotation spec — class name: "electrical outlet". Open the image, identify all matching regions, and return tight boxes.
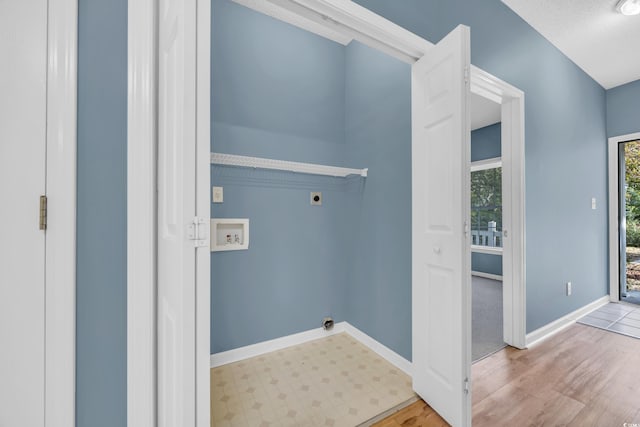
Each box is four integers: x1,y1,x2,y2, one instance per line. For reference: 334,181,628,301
591,197,596,210
566,281,572,296
310,192,322,206
212,186,223,203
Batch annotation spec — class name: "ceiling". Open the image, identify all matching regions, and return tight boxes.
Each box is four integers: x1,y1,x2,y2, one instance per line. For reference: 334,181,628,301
471,93,501,131
502,0,640,89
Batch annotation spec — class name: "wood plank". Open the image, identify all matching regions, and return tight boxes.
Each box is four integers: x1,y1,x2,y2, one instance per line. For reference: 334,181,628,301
375,323,640,427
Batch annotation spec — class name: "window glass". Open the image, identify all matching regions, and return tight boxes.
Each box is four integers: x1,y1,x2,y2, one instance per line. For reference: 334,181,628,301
471,167,502,247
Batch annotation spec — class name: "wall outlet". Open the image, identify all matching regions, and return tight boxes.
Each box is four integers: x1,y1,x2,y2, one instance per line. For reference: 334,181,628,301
591,197,596,210
310,192,322,206
566,281,572,296
212,186,223,203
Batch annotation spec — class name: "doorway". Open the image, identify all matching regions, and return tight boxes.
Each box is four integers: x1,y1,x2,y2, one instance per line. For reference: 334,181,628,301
613,138,640,304
469,94,506,361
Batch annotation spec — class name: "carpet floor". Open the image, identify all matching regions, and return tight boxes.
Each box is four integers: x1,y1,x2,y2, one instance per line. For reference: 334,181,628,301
472,276,505,362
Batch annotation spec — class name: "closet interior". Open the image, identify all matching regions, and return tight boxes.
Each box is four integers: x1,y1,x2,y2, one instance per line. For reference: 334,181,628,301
209,0,415,425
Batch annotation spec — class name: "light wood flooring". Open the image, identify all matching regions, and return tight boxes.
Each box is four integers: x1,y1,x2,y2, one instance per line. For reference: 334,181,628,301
375,323,640,427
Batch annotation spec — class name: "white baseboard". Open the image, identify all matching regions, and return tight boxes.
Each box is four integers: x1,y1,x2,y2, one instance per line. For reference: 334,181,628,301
342,323,412,376
471,271,503,281
210,322,413,377
525,295,610,348
210,323,346,368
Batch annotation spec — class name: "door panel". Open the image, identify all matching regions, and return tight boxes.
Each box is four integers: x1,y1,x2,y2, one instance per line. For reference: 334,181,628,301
0,1,48,426
412,25,471,427
157,0,197,425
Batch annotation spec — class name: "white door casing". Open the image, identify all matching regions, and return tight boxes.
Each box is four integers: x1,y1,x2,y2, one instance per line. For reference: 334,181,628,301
411,25,471,427
0,1,47,424
157,0,198,425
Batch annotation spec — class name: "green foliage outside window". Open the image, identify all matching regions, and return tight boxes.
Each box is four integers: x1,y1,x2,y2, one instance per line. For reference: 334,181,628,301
471,167,502,246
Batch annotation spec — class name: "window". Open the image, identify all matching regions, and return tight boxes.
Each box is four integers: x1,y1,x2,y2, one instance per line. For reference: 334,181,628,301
470,161,502,248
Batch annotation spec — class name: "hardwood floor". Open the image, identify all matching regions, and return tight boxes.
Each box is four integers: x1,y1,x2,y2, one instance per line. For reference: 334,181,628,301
375,323,640,426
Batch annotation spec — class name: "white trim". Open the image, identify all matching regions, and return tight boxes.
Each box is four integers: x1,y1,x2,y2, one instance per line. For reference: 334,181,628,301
232,0,352,45
470,157,502,172
210,322,413,377
211,152,368,177
525,296,609,348
195,2,212,425
45,0,77,425
471,245,503,255
232,0,432,64
471,271,503,281
342,323,413,377
608,132,640,303
127,0,157,425
210,323,346,367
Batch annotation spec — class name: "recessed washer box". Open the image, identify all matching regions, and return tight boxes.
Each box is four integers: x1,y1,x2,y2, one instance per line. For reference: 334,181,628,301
211,218,249,252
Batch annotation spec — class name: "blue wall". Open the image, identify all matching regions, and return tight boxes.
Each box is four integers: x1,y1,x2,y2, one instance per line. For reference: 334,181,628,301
471,123,501,161
472,253,503,276
344,41,412,360
210,0,354,353
76,0,127,425
607,79,640,138
355,0,608,333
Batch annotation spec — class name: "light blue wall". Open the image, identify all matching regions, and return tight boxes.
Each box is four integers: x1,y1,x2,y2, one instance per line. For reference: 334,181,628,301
76,0,127,425
212,0,345,165
210,0,354,353
344,41,412,360
471,123,501,161
355,0,608,333
472,253,503,276
607,79,640,137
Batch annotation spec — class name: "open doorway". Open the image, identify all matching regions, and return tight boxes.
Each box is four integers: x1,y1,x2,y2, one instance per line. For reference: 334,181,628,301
469,94,506,361
618,139,640,304
130,0,526,425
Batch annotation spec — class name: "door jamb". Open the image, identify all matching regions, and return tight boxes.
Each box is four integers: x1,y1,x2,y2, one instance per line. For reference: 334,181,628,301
127,0,158,425
45,0,78,425
608,132,640,303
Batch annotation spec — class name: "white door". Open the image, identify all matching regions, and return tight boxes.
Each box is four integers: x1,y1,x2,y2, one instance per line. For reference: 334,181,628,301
157,0,198,425
411,25,471,427
0,1,48,426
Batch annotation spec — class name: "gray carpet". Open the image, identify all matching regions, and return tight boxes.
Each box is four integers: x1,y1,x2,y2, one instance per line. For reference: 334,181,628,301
472,276,505,362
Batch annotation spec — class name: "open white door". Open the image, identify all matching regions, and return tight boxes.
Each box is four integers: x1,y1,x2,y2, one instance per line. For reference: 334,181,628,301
157,0,199,425
411,25,471,427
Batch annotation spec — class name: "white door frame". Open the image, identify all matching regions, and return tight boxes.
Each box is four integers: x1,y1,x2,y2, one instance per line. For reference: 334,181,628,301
470,70,527,349
127,0,211,425
608,132,640,303
45,0,77,425
126,0,526,424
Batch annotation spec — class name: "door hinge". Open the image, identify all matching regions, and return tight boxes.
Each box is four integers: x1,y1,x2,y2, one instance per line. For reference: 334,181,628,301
39,195,47,230
464,221,469,237
187,217,210,248
464,377,470,394
464,66,469,84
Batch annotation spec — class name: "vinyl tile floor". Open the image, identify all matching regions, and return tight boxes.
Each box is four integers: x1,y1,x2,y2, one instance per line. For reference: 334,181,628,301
210,333,416,427
577,302,640,339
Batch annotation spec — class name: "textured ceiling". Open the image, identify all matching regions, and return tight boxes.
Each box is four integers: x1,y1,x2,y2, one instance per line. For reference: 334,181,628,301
502,0,640,89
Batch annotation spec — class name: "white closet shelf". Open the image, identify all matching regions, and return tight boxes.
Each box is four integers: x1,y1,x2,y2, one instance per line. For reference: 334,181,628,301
210,152,368,178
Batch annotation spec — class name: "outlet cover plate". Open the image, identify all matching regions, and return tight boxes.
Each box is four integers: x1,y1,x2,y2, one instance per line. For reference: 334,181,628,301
310,192,322,206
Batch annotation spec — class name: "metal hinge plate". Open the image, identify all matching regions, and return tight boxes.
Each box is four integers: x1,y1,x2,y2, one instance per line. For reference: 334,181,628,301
187,217,210,248
464,377,470,394
39,195,47,230
464,66,469,84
